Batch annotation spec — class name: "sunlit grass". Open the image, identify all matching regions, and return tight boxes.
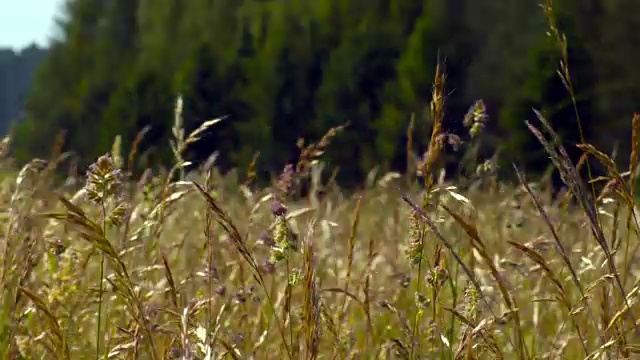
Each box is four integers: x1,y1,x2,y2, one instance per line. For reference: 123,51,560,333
3,2,640,359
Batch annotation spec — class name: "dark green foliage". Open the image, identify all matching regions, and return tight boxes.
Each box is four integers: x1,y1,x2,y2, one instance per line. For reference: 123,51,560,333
9,0,640,186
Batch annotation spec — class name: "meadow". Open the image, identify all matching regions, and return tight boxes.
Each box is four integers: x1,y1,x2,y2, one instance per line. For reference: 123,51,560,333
1,71,640,360
3,5,640,360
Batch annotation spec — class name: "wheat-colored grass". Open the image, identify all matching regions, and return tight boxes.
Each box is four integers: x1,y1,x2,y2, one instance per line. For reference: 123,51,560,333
3,3,640,359
2,114,640,359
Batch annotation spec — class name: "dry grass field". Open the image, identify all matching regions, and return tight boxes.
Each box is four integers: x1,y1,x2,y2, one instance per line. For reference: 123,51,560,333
3,3,640,358
2,76,640,360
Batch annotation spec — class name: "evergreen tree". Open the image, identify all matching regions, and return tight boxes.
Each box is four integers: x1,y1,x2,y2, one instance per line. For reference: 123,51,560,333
9,0,640,187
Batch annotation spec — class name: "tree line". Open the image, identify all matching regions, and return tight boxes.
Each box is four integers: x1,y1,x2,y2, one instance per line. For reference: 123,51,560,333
0,45,47,135
11,0,640,187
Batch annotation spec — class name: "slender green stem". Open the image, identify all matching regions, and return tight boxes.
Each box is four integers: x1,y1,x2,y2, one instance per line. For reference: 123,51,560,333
410,230,426,360
261,276,293,360
207,233,213,354
96,202,106,360
286,256,294,357
96,254,104,359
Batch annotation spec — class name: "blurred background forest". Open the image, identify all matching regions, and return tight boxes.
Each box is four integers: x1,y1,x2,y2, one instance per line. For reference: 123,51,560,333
1,0,639,187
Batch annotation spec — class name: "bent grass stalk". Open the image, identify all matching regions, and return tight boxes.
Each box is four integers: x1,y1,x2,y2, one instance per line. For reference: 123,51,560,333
192,181,294,360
